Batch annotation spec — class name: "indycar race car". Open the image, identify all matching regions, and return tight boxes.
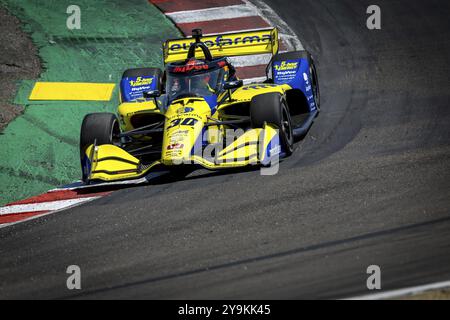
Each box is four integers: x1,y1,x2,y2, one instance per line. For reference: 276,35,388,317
79,28,320,183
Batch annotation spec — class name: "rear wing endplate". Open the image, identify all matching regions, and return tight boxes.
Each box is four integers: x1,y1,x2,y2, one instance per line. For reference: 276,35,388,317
163,28,279,64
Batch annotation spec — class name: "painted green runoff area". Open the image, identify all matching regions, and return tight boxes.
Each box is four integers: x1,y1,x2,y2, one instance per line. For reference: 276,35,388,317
0,0,180,205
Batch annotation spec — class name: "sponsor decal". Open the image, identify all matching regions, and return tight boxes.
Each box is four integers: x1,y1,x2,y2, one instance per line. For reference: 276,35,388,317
173,64,208,73
176,107,194,114
167,143,184,150
242,84,278,91
121,76,157,101
167,112,202,122
169,34,272,53
303,73,311,92
273,60,300,83
131,85,151,92
129,77,153,87
169,129,189,142
170,129,189,138
166,149,183,157
301,73,316,110
269,145,281,156
274,61,298,71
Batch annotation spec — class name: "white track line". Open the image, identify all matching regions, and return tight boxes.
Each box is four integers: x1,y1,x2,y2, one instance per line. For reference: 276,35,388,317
167,3,259,24
243,76,267,84
346,280,450,300
50,170,171,191
202,27,270,36
0,196,102,229
246,0,303,51
0,197,100,215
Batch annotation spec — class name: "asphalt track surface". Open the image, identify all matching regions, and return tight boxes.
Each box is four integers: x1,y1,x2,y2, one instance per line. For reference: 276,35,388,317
1,0,449,299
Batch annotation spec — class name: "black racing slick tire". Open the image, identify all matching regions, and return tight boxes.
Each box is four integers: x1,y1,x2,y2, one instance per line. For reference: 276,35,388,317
79,112,120,162
250,93,294,156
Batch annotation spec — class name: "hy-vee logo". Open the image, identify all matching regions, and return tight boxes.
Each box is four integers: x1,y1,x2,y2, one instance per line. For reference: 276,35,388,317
169,34,272,52
173,64,209,73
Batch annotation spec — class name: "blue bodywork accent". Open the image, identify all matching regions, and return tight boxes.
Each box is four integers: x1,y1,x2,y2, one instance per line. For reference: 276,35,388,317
272,58,317,112
260,132,284,166
261,140,272,166
81,154,91,181
292,109,318,137
201,127,208,147
191,126,205,156
203,95,219,115
120,76,157,102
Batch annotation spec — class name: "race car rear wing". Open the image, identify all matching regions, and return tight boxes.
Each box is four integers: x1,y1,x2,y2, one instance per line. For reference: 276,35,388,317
163,28,279,64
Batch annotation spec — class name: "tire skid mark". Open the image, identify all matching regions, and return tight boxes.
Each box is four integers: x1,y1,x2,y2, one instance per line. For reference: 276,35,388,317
21,112,78,146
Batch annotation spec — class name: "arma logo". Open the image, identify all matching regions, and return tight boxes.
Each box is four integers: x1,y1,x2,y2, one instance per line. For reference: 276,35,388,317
129,77,153,87
274,61,299,71
169,34,272,52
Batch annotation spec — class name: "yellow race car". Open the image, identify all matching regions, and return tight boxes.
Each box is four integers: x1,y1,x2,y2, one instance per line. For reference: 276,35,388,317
79,28,319,184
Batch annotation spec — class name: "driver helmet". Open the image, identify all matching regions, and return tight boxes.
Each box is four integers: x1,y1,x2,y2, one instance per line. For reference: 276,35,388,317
185,58,213,91
170,78,181,94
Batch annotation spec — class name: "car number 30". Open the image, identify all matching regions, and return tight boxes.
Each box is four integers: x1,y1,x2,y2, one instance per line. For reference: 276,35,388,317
167,117,198,129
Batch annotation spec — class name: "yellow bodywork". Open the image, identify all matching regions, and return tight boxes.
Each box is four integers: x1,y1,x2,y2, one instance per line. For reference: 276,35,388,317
219,83,290,107
117,99,161,132
163,28,279,63
85,80,289,182
83,27,291,182
85,144,158,181
85,83,288,181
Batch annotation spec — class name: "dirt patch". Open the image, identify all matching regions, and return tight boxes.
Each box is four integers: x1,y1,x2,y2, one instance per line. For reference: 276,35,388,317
0,5,41,131
398,288,450,300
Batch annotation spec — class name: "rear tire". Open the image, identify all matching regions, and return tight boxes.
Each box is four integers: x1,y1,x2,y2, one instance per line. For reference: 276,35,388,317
80,112,120,162
250,93,294,156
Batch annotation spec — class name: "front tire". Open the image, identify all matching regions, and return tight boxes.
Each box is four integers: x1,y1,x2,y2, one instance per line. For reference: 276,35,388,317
250,93,294,156
79,113,120,176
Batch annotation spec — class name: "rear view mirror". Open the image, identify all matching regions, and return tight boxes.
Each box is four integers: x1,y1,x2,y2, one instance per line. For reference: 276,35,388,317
143,90,161,99
224,80,243,102
224,80,243,90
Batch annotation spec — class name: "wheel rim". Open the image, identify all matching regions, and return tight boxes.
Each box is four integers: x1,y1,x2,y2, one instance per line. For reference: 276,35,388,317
281,104,293,143
110,119,121,146
310,65,320,107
